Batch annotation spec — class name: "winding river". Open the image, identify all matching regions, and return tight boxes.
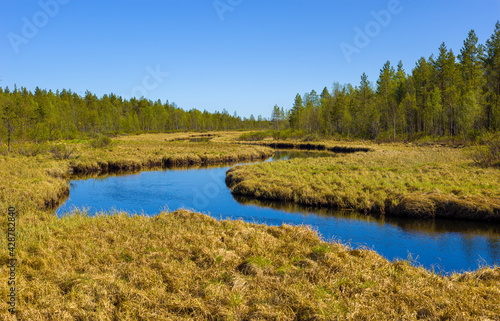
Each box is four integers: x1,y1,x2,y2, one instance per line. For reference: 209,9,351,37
56,150,500,274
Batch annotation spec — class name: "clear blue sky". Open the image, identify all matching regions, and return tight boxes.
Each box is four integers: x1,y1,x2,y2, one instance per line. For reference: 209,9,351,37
1,0,499,118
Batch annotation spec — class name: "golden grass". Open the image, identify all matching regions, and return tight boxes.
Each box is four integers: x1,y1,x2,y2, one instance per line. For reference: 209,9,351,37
67,133,273,173
1,210,500,320
227,142,500,221
0,133,499,320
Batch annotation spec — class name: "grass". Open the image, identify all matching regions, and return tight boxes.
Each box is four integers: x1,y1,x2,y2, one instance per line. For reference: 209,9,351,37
0,132,500,319
2,210,500,320
227,141,500,221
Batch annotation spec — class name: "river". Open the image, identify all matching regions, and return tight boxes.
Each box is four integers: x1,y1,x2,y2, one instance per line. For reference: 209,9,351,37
56,150,500,274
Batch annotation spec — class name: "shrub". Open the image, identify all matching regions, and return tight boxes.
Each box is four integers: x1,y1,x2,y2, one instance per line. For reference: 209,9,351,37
90,135,113,148
238,131,271,141
17,143,48,156
49,144,76,160
471,134,500,167
272,129,308,140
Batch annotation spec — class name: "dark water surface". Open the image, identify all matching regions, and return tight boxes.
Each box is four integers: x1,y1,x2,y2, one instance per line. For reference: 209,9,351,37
56,150,500,274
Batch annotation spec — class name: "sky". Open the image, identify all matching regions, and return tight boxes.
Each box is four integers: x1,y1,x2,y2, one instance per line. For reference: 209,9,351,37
1,0,499,119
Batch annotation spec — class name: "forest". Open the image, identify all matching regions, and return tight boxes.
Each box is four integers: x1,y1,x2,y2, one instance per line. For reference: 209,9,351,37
0,86,269,148
1,23,499,147
273,23,500,140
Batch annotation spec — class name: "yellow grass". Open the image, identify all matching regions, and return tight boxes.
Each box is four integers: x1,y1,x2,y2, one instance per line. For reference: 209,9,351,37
0,133,499,320
227,142,500,221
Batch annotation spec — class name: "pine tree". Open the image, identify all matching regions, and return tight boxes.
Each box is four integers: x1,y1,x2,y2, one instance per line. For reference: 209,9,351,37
458,30,485,134
412,57,432,134
320,87,333,134
484,21,500,130
433,43,459,135
289,94,304,129
376,61,396,138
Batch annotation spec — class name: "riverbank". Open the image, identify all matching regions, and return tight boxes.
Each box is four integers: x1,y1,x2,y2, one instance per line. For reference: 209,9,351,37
226,141,500,221
1,209,499,320
1,133,499,319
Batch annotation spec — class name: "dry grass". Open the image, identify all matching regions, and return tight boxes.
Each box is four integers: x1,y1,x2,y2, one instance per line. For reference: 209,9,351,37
227,142,500,221
1,210,500,320
67,133,273,173
0,133,500,320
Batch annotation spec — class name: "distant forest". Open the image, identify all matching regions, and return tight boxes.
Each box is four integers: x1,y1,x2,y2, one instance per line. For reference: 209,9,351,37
0,87,269,144
1,22,499,145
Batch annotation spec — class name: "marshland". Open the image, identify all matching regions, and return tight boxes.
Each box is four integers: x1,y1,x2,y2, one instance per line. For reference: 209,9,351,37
0,131,499,320
3,1,500,319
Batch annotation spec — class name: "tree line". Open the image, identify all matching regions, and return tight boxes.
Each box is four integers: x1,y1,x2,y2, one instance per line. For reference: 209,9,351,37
2,23,499,146
274,23,500,139
0,86,270,147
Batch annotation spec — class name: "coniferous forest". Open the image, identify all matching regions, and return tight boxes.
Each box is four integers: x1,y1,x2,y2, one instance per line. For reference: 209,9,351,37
276,24,500,139
1,23,499,145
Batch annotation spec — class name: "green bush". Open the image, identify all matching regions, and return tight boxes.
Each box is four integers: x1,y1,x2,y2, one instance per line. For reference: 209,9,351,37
90,135,113,148
238,131,271,141
17,143,48,156
472,134,500,167
49,144,76,160
272,129,307,140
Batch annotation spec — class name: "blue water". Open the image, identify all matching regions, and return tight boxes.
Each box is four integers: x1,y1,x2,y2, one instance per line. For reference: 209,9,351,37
56,151,500,274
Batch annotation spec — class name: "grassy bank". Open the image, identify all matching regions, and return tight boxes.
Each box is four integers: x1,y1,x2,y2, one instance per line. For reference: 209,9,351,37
227,142,500,221
2,209,500,320
68,133,274,174
1,133,500,319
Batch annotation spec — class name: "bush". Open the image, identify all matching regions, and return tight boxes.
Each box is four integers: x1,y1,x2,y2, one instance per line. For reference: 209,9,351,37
471,134,500,167
272,129,308,140
90,135,113,148
238,131,271,141
17,143,48,156
49,144,76,160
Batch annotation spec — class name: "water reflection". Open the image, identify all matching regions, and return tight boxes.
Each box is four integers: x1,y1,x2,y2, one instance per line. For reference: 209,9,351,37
56,150,500,274
189,137,212,142
234,195,500,244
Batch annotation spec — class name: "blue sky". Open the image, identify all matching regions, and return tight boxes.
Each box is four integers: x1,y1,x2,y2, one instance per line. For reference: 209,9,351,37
1,0,499,118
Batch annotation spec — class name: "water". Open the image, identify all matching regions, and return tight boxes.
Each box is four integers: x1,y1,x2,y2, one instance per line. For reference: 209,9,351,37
56,151,500,274
189,137,212,142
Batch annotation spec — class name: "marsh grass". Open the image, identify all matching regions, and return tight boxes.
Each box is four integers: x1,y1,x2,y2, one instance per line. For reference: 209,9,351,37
2,209,500,320
62,133,274,173
1,133,500,319
227,142,500,221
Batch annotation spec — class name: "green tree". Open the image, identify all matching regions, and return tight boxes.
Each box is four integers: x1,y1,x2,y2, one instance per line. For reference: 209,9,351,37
433,43,460,136
376,61,397,138
289,94,304,130
484,21,500,130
